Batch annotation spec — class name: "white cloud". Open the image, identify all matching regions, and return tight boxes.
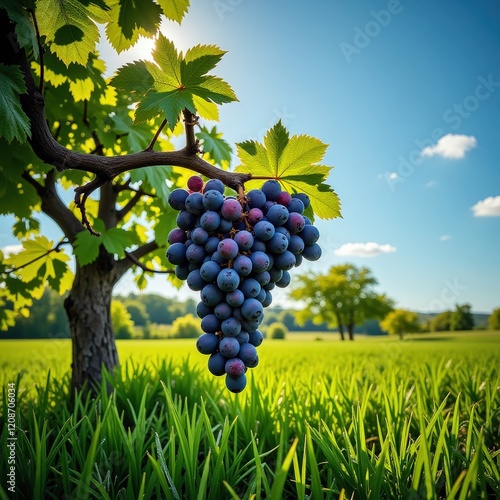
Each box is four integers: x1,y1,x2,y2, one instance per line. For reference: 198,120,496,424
421,133,477,159
388,172,398,180
439,235,451,241
334,242,397,258
471,196,500,217
426,180,437,188
1,244,22,257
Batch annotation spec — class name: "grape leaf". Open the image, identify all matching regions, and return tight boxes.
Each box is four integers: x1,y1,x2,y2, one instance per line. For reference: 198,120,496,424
73,229,101,266
235,121,341,219
157,0,190,23
101,227,137,256
130,166,172,207
196,126,232,166
37,0,100,66
111,35,237,129
154,211,177,246
0,64,31,144
110,111,152,152
2,0,39,59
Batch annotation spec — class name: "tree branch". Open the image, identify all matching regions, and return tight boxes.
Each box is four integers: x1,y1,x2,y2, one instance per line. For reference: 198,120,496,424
146,118,167,151
124,251,173,275
114,240,160,280
116,190,144,223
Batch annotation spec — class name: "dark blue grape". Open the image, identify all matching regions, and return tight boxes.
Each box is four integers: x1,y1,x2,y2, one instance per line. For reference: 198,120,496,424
252,271,271,286
247,208,264,225
292,192,310,209
247,189,266,209
201,314,221,333
268,267,283,282
176,210,197,231
217,268,240,292
187,269,206,291
261,180,282,201
299,225,319,245
285,212,305,234
225,373,247,393
218,217,233,234
267,233,289,254
200,211,221,232
225,357,246,377
191,227,209,245
254,221,275,241
294,253,303,266
204,178,225,194
250,239,267,252
274,250,296,270
262,200,276,214
232,255,253,276
196,333,218,355
249,251,270,273
255,288,267,303
226,289,245,307
185,192,204,214
261,291,273,308
264,281,276,291
235,331,250,344
186,244,206,265
214,302,232,320
201,284,224,306
208,352,226,376
200,260,221,282
276,191,292,206
166,242,187,265
288,234,305,254
239,278,261,298
276,270,291,288
266,204,289,226
196,302,213,319
203,189,224,211
205,236,220,254
168,188,189,210
302,243,322,261
211,251,227,265
219,337,240,358
241,298,264,321
175,264,190,280
275,226,291,241
248,330,264,347
234,230,254,251
238,342,258,365
288,198,304,214
221,317,242,336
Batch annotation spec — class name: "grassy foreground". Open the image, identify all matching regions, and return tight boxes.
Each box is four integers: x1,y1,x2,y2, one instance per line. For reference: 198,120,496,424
0,332,499,499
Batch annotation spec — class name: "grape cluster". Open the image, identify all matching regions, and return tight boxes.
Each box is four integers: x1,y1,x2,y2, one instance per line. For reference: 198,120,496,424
166,176,321,392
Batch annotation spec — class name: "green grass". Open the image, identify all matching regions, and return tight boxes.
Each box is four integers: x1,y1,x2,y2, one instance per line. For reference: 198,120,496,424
0,332,499,499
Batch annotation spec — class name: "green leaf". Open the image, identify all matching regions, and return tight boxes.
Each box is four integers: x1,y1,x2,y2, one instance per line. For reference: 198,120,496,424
196,126,232,166
154,212,177,246
0,64,31,144
37,0,100,66
2,0,39,59
235,121,341,219
157,0,190,23
111,111,152,152
102,227,136,257
112,35,237,129
73,229,101,266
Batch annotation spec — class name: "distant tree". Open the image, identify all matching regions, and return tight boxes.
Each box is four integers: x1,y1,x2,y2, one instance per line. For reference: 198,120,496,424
268,322,288,340
430,310,453,332
450,303,474,331
488,308,500,330
170,314,199,339
380,309,421,340
124,300,150,326
291,264,394,341
277,311,297,331
111,302,135,339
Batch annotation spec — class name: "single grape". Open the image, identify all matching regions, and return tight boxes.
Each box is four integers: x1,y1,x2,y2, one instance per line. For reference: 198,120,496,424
287,197,304,214
253,221,275,241
299,225,319,245
238,342,258,365
187,269,206,291
175,264,190,281
248,330,264,347
239,278,261,298
241,298,264,321
225,357,246,377
196,302,213,319
288,234,305,254
232,255,253,276
168,188,189,211
292,192,310,209
196,333,218,355
204,178,225,194
261,291,273,308
218,217,233,234
176,210,197,231
267,232,289,254
218,238,239,260
246,189,266,209
261,180,282,201
208,352,226,376
168,228,187,244
166,242,187,265
221,198,242,221
247,208,264,226
226,289,245,307
200,260,221,282
268,266,283,283
234,230,254,251
200,211,221,232
187,175,204,192
185,192,204,214
203,189,224,211
186,244,206,265
201,314,221,333
246,355,259,369
201,284,224,307
221,317,242,336
217,268,240,292
250,239,267,252
276,270,291,288
235,330,250,344
249,251,270,273
205,236,220,254
214,302,232,320
191,227,209,245
302,243,322,261
276,191,292,206
286,212,306,234
225,373,247,393
266,204,289,226
219,337,240,358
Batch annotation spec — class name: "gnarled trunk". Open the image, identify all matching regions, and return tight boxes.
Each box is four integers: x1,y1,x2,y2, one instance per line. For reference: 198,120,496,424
64,251,118,392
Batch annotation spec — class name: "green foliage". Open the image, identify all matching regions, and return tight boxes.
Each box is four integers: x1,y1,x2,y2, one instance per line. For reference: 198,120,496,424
450,303,474,331
267,322,288,339
124,300,150,326
1,333,499,498
235,121,340,220
111,300,135,339
111,36,237,129
430,310,452,332
380,308,420,339
196,126,232,167
0,64,31,143
488,307,500,330
290,264,394,338
170,313,199,338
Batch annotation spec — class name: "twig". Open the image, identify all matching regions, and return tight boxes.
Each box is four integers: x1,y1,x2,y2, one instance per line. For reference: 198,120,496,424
183,109,200,154
30,9,44,94
146,118,167,151
74,176,111,236
124,251,173,274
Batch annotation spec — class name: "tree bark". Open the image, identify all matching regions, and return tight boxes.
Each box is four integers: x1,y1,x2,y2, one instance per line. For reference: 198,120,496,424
64,249,119,392
348,322,355,341
336,314,345,341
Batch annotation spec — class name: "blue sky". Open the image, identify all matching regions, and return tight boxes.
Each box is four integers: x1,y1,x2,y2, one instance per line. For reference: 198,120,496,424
2,0,499,313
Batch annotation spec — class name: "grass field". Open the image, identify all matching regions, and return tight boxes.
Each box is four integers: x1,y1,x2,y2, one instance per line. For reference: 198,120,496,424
0,332,499,499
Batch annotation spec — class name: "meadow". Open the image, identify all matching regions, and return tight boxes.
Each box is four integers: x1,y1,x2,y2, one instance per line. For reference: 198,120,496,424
0,332,499,499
